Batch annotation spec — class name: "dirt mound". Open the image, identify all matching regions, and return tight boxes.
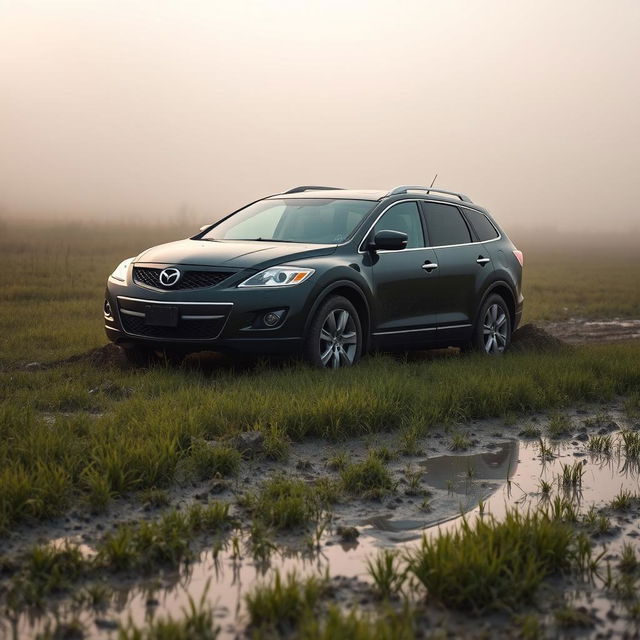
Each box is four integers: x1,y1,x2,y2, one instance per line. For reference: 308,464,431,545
61,343,129,368
510,323,567,353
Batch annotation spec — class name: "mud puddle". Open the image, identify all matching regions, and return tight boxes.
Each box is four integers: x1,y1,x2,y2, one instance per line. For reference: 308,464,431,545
11,421,640,639
545,317,640,344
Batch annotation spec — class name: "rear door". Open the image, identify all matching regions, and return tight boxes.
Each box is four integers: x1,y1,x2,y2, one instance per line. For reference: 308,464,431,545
421,201,495,342
368,201,440,345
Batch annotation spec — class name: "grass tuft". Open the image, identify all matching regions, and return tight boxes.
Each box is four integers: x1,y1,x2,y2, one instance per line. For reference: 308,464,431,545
340,454,394,499
367,549,407,599
406,508,580,613
245,571,327,634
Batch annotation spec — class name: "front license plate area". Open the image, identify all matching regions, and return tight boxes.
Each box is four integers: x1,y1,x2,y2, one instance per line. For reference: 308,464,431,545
145,305,179,327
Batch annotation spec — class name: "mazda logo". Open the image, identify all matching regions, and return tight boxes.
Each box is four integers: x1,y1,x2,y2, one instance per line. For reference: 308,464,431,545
158,267,181,287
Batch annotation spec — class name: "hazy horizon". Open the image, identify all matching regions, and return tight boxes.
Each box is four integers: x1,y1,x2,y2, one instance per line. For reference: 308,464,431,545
1,0,639,232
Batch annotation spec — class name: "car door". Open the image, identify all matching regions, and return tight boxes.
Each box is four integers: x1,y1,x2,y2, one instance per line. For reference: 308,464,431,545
421,201,495,342
367,201,440,345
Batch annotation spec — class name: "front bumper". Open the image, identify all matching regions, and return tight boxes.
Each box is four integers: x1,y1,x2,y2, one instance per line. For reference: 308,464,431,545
104,277,312,355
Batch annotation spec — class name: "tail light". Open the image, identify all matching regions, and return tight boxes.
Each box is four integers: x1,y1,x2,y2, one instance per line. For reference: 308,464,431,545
513,249,524,267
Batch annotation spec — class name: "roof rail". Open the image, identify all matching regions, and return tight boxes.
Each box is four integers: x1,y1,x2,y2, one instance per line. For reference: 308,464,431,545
284,185,343,194
386,185,472,203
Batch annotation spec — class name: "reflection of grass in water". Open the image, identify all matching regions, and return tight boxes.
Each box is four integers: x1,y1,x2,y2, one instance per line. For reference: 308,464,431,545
588,434,613,454
621,431,640,460
119,583,219,640
559,461,585,488
6,502,231,610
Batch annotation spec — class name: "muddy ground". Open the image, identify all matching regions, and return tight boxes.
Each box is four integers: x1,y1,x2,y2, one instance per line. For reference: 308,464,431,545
3,322,640,638
4,398,640,639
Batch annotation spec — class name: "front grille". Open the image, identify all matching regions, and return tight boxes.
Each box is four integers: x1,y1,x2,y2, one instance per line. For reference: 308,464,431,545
117,297,232,340
120,314,226,339
133,267,234,290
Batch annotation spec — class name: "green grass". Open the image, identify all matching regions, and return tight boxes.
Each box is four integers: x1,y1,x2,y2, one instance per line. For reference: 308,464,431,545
587,434,613,454
366,550,407,599
1,223,640,534
519,423,542,438
610,489,639,511
621,431,640,460
448,431,472,451
242,475,325,530
187,440,241,480
245,571,328,634
340,453,394,499
2,342,640,532
546,413,574,439
559,461,585,488
96,502,231,572
406,508,587,613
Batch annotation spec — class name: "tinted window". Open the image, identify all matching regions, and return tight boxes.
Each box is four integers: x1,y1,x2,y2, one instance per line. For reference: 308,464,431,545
464,209,499,241
423,203,471,246
373,202,424,249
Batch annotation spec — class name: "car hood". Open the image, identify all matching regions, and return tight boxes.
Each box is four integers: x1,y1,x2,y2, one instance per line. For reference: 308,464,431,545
135,238,337,269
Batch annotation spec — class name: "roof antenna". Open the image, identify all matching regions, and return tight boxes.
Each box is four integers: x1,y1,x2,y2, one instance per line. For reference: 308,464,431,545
426,173,438,194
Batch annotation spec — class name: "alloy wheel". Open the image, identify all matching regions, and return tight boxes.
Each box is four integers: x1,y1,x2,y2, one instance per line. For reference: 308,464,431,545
483,303,508,354
319,308,358,368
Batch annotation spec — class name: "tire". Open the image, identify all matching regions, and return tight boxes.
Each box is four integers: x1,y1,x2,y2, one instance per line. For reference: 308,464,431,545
305,296,363,368
471,293,512,355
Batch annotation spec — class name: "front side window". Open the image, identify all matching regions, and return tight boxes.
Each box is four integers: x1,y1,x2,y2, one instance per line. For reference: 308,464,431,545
203,198,376,244
373,202,424,249
463,209,499,241
423,202,472,247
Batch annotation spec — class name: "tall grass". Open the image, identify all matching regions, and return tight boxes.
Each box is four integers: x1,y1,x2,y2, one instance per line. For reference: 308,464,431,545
406,509,584,612
2,341,640,531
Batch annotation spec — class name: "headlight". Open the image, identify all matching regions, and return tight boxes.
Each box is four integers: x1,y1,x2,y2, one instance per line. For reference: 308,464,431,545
109,257,135,283
238,267,315,288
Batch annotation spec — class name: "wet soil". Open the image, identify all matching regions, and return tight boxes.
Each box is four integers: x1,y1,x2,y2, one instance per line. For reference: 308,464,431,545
5,401,640,638
544,318,640,344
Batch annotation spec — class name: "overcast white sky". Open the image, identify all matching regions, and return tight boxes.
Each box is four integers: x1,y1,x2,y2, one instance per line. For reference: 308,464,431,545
1,0,639,231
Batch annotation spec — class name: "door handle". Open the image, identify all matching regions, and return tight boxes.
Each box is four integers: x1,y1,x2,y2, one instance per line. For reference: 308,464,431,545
422,261,438,272
476,256,491,265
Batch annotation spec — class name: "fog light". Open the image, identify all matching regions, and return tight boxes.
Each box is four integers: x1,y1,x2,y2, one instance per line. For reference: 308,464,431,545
104,299,113,319
263,311,282,327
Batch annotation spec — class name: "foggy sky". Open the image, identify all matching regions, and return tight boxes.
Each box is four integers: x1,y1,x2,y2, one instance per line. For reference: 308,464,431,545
1,0,639,231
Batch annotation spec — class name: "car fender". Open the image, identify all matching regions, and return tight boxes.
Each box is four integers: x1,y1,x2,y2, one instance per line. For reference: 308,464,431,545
303,276,373,347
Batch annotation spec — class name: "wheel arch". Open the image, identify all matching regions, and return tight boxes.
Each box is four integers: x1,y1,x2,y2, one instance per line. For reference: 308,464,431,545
304,280,372,351
479,280,517,329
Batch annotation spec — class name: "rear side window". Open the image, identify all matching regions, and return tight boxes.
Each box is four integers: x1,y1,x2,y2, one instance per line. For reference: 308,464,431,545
463,209,499,241
373,202,424,249
423,202,471,247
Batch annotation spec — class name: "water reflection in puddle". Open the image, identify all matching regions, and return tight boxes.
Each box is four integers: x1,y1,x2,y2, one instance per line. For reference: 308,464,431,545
12,434,640,638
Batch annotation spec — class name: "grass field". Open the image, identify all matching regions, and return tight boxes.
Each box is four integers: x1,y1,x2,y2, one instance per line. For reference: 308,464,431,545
1,220,639,637
1,221,639,530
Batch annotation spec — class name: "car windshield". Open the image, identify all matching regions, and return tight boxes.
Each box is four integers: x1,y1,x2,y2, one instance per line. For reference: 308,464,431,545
202,198,376,245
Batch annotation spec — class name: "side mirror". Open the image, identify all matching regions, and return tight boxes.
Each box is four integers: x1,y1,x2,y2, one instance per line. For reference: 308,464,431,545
369,229,408,251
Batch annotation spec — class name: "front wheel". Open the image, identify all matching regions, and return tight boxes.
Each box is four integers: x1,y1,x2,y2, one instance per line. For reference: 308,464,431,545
305,296,363,368
471,294,511,355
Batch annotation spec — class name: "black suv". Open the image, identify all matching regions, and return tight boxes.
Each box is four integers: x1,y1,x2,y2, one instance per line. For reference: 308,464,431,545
105,185,524,367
